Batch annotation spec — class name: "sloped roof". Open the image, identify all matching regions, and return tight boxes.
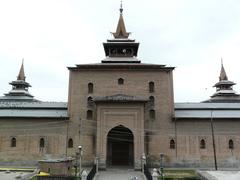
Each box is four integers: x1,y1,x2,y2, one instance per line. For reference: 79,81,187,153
0,101,68,118
175,102,240,119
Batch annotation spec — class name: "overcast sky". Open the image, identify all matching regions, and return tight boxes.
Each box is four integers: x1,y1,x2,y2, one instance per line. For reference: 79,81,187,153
0,0,240,102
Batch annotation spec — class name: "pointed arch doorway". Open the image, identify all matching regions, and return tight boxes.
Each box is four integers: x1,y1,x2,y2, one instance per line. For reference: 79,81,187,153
107,125,134,167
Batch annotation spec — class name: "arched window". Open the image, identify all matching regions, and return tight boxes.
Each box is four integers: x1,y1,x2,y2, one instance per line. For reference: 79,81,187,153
87,96,93,102
149,109,155,119
68,138,73,148
118,78,124,85
87,110,93,120
149,82,154,93
88,83,93,94
11,137,16,147
40,138,45,148
170,139,175,149
229,139,234,149
149,96,155,105
200,139,206,149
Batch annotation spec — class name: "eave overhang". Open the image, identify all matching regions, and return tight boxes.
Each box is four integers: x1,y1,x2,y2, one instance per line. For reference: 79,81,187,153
68,63,175,71
174,102,240,120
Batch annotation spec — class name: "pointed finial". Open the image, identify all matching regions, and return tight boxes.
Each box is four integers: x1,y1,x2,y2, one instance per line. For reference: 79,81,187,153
219,58,228,81
112,1,130,39
120,0,123,14
17,59,26,81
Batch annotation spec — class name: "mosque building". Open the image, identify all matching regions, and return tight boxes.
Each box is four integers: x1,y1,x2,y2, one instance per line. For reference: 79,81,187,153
0,6,240,169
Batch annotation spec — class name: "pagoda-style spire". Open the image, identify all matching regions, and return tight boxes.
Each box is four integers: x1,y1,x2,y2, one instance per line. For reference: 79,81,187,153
219,59,228,81
203,59,240,102
102,3,140,62
17,59,26,81
213,60,236,93
2,60,34,100
112,2,130,39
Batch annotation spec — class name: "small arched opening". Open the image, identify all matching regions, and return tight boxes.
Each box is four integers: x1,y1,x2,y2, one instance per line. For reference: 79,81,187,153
88,83,93,93
200,139,206,149
107,125,134,167
118,78,124,85
149,82,154,93
40,138,45,148
68,138,73,148
229,139,234,150
11,137,16,147
170,139,175,149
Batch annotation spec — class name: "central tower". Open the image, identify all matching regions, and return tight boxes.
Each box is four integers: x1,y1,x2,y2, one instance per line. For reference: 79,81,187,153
67,3,174,170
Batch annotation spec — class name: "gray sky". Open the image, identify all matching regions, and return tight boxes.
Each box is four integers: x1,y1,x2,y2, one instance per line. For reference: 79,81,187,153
0,0,240,102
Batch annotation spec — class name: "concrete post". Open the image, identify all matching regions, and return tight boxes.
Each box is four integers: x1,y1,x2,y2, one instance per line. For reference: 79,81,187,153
152,168,159,180
81,170,87,180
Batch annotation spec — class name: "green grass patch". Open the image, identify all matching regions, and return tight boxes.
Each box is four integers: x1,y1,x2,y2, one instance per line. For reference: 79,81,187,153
0,167,35,172
159,169,200,180
30,177,37,180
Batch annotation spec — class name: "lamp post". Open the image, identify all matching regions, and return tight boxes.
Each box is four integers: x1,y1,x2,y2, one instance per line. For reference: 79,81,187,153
141,153,146,173
159,153,164,180
95,156,99,174
210,111,218,170
78,146,82,177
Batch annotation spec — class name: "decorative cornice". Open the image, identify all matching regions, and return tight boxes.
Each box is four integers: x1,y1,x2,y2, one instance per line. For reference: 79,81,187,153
94,94,148,102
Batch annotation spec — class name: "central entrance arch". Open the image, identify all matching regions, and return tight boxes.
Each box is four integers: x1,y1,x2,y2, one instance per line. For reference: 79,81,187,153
107,125,134,166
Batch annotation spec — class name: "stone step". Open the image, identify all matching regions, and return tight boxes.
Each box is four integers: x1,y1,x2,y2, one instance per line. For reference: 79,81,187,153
94,168,146,180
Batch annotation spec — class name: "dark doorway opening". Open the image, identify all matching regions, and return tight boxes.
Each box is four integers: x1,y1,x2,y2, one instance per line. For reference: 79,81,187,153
107,125,134,167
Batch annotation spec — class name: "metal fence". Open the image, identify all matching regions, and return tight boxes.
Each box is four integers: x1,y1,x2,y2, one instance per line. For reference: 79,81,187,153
87,164,96,180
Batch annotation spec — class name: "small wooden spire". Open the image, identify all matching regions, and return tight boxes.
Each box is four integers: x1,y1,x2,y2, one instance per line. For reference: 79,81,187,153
112,2,130,39
219,58,228,81
17,59,26,81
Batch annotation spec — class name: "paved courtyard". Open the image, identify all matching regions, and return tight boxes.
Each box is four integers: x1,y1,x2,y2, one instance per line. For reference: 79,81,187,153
0,171,33,180
94,168,146,180
198,170,240,180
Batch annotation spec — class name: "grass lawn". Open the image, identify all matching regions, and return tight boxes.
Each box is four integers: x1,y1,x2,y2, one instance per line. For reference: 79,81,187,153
160,169,201,180
0,167,35,172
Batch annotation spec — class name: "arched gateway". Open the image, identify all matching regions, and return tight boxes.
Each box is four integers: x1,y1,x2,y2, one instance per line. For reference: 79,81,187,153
107,125,134,166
